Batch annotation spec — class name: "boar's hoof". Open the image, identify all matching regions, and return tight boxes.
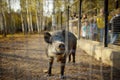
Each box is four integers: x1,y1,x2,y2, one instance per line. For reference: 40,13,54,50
60,75,66,79
46,74,52,77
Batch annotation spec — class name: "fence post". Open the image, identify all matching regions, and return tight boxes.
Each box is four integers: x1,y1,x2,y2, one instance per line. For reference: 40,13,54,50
67,5,70,32
115,0,119,9
104,0,108,47
65,4,70,53
78,0,82,39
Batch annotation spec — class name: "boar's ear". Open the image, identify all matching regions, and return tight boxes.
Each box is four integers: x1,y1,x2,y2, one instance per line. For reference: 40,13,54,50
62,29,65,38
44,32,52,44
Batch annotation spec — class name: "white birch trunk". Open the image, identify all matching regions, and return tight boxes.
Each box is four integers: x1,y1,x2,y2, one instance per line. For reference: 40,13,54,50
21,13,25,33
29,11,33,32
26,0,30,33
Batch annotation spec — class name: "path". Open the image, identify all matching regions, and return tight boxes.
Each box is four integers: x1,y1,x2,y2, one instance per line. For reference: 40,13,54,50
0,34,119,80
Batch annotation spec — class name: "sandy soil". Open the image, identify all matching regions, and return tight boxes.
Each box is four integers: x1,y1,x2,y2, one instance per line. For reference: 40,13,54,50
0,34,120,80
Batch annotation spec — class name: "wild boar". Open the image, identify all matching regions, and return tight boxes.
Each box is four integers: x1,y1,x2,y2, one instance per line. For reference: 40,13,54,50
44,30,77,79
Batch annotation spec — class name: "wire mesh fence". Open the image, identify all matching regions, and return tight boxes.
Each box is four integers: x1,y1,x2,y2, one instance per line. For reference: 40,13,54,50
0,0,120,80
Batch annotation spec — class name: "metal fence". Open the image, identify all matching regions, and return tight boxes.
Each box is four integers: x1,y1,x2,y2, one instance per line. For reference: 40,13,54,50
0,0,120,80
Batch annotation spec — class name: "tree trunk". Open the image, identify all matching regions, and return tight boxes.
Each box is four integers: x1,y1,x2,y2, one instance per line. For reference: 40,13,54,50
40,2,43,31
24,15,28,33
40,16,42,31
26,0,30,33
36,0,40,33
36,12,39,33
13,15,16,33
21,13,25,34
1,8,7,37
8,0,13,34
29,9,33,33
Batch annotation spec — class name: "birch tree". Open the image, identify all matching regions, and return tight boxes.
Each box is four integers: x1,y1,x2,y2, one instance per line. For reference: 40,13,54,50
0,0,7,37
20,0,26,33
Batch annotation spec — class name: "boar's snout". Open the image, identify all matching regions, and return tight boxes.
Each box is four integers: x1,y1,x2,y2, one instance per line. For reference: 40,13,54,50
55,43,65,55
58,44,65,50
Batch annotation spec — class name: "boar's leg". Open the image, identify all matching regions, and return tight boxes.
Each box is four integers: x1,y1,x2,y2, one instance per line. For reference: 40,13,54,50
48,57,54,76
68,54,71,62
60,56,66,79
72,52,75,63
72,48,76,63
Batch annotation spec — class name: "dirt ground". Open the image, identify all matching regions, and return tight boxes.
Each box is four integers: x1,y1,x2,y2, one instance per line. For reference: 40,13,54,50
0,34,120,80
